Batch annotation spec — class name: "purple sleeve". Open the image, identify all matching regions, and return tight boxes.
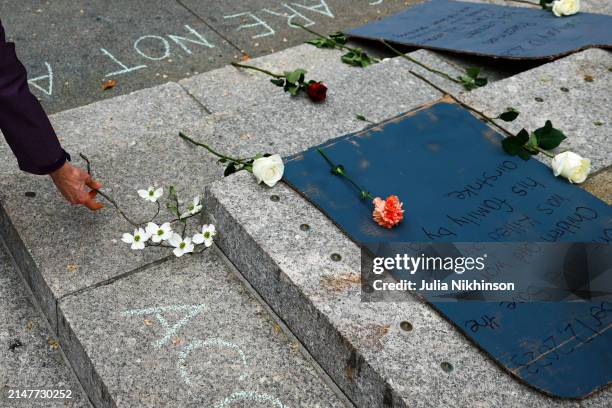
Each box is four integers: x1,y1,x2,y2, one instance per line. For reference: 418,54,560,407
0,20,69,175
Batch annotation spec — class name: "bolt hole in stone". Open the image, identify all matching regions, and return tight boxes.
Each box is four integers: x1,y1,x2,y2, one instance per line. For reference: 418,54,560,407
299,223,310,231
330,253,342,262
440,361,454,373
24,191,36,198
362,284,374,293
534,97,544,102
400,321,413,332
270,194,280,202
560,87,569,92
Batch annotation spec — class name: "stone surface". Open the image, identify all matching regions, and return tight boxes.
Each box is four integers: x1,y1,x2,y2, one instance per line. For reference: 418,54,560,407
58,249,346,408
0,83,210,328
583,166,612,205
459,48,612,172
204,171,612,408
181,0,416,56
0,0,237,113
180,43,443,119
0,247,89,408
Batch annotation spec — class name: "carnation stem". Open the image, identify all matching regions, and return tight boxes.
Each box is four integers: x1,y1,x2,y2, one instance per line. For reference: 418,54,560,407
296,24,381,62
230,62,284,79
178,132,251,166
381,40,462,84
316,148,374,200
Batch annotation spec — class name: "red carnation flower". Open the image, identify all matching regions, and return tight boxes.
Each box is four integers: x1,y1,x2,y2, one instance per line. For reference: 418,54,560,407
307,81,327,102
372,195,404,229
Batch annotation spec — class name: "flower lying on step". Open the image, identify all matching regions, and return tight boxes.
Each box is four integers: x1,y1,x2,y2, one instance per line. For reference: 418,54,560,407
146,222,173,243
540,0,580,17
551,151,591,184
122,228,150,250
231,62,327,103
78,154,215,259
179,132,285,188
372,196,405,229
497,109,591,184
253,155,285,187
169,234,195,257
180,196,203,219
193,225,216,247
317,148,405,229
138,186,163,203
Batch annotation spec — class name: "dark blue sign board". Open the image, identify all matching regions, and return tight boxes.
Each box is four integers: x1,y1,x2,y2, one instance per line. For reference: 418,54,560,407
348,0,612,59
283,100,612,398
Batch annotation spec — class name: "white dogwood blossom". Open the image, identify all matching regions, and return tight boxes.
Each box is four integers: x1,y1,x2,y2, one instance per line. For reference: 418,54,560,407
145,222,173,243
121,228,150,250
169,233,195,257
138,186,163,203
193,224,216,247
180,196,203,219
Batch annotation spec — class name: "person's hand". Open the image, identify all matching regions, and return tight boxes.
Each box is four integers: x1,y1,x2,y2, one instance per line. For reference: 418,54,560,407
49,162,104,210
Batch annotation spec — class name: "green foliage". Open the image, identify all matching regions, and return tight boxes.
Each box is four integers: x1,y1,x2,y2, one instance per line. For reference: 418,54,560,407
306,32,348,49
533,120,566,150
458,67,488,90
502,120,566,161
166,186,180,217
496,108,520,122
269,69,310,96
341,49,375,68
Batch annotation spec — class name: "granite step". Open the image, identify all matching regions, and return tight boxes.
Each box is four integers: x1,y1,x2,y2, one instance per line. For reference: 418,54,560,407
0,245,90,407
1,36,611,408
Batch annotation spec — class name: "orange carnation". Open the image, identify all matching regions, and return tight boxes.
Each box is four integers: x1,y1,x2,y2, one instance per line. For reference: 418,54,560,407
372,195,404,229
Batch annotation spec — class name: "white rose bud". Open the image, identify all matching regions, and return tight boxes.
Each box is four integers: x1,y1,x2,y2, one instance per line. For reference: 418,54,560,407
552,0,580,17
252,154,284,187
551,151,591,184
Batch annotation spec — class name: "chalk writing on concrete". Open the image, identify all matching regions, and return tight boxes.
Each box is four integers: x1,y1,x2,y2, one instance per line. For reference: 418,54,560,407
177,337,248,385
100,24,215,77
121,304,205,348
213,391,287,408
28,62,53,96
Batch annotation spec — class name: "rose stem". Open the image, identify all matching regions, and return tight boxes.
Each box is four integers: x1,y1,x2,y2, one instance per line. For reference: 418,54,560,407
178,132,251,166
534,146,555,158
230,62,284,79
381,40,462,84
296,24,381,62
316,148,374,200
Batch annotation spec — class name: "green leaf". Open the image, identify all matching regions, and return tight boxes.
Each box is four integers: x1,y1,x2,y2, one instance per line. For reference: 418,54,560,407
516,128,530,144
516,148,532,161
329,32,348,44
306,37,336,49
466,67,480,79
525,133,539,151
284,69,307,84
356,114,367,121
341,49,374,68
502,129,528,156
224,162,237,177
497,108,520,122
474,77,488,87
533,120,566,149
270,78,285,87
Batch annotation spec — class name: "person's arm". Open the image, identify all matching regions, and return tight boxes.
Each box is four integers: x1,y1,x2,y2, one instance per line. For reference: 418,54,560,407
0,20,102,210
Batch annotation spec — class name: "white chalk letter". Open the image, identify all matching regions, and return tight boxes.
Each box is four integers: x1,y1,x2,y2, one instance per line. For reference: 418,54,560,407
28,62,53,96
263,4,315,28
168,25,215,55
134,35,171,61
292,0,335,18
224,12,275,39
101,48,146,77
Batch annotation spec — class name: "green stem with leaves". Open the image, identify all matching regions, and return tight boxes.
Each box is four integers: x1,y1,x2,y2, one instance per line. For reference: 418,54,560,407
230,62,283,79
382,40,462,84
535,146,555,158
316,148,374,200
179,132,252,167
296,24,381,62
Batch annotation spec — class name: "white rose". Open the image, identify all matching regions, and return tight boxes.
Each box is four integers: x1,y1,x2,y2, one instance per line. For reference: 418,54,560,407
552,0,580,17
252,154,284,187
551,151,591,184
